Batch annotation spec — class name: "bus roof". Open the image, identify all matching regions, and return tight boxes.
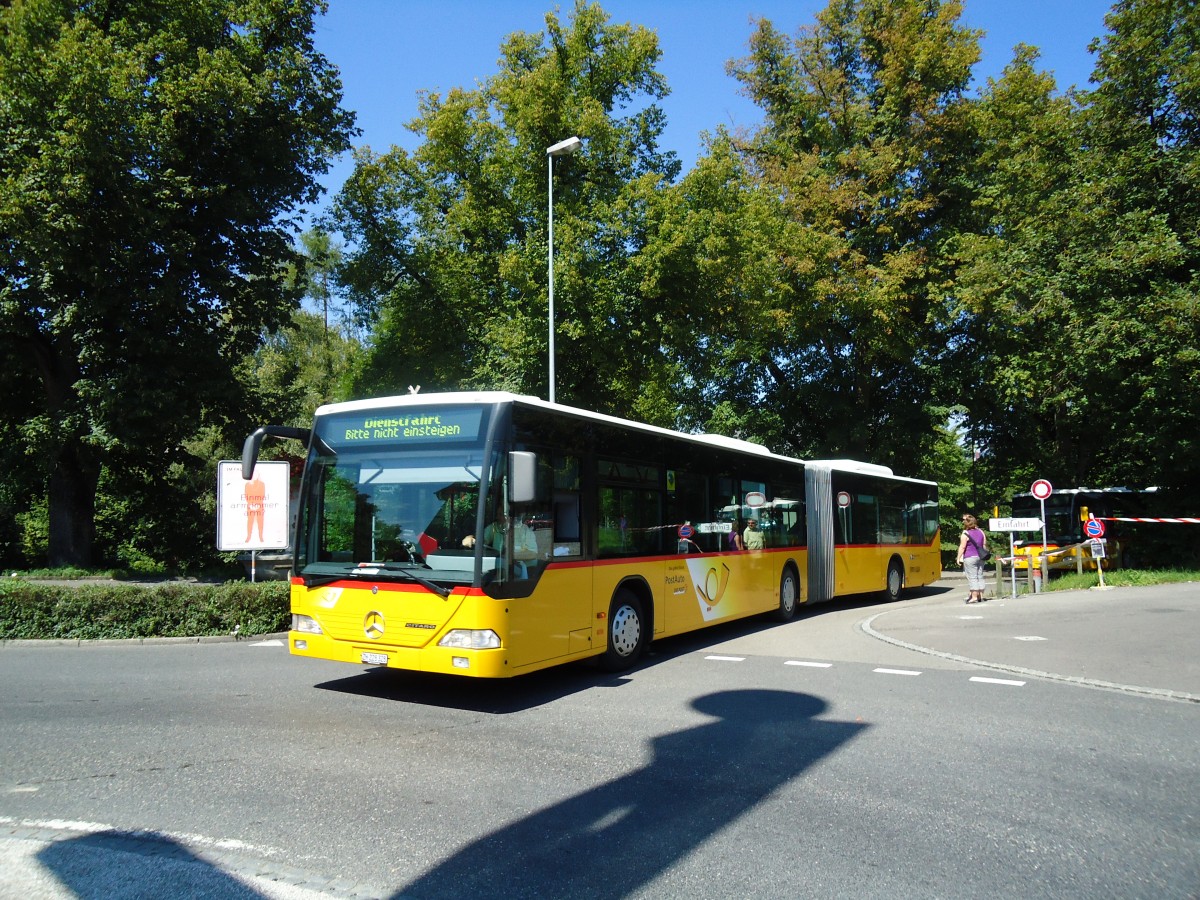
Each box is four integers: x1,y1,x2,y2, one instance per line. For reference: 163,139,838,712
807,459,936,487
314,391,805,465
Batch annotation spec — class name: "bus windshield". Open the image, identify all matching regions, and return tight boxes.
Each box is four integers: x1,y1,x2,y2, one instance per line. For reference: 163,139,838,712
294,405,491,582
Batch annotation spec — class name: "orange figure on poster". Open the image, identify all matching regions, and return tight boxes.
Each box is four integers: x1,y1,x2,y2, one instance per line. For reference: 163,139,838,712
244,472,266,543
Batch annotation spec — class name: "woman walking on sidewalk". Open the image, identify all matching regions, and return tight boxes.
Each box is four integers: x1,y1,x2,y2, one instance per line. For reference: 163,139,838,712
957,514,990,604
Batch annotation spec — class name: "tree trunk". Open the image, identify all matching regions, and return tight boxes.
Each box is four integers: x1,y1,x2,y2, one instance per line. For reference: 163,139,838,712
47,441,101,568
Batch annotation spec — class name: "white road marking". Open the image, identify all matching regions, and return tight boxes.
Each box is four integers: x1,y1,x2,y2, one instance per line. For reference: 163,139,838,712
1014,636,1048,641
784,660,833,668
249,639,285,647
705,655,745,662
0,816,286,858
970,676,1027,686
873,667,921,676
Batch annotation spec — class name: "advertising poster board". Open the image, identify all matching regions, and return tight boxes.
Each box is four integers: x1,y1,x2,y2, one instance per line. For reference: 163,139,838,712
216,460,291,552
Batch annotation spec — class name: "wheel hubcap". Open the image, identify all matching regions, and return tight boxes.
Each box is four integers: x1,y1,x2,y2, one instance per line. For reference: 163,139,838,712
611,604,641,657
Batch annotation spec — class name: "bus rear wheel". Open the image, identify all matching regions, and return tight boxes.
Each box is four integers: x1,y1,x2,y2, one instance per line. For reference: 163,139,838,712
884,559,904,602
774,566,799,621
600,590,646,671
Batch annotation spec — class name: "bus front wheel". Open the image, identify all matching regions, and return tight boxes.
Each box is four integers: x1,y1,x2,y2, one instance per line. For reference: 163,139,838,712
600,590,646,671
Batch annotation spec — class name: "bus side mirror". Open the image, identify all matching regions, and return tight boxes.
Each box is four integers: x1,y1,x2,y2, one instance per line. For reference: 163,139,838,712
241,426,313,480
509,451,538,504
242,429,268,480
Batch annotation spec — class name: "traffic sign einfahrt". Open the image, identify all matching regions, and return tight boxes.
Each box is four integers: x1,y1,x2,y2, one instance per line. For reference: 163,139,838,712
989,517,1043,532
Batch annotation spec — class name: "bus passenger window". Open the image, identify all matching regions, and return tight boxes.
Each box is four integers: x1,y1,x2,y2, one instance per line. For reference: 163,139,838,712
551,453,581,557
598,486,661,558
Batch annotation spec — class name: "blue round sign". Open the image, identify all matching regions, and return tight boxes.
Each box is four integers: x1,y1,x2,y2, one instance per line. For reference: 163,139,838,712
677,524,695,539
1084,518,1105,538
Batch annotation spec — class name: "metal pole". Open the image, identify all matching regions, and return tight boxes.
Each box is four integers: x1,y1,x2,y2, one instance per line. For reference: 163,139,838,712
1039,496,1049,592
545,136,581,406
1009,533,1017,598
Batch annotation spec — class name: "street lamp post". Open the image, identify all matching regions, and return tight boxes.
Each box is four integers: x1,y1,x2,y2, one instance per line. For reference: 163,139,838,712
546,135,581,405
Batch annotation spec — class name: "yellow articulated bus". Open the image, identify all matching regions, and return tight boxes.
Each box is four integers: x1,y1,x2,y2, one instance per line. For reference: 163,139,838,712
242,392,940,678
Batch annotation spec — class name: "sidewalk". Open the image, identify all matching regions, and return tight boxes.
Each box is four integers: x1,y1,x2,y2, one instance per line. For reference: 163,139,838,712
869,580,1200,701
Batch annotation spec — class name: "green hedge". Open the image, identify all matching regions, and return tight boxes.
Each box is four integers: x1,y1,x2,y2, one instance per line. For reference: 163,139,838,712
0,580,290,641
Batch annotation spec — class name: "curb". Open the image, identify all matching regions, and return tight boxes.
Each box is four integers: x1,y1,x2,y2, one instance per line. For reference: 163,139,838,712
0,632,288,649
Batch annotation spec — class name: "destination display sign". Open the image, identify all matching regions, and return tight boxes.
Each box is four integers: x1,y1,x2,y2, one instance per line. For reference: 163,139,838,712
320,407,485,446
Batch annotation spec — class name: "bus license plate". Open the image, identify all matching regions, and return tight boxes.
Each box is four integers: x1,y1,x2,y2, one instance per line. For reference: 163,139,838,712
361,652,388,666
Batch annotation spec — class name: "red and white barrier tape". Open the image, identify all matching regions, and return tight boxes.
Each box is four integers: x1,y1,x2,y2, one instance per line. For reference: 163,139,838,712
1097,517,1200,524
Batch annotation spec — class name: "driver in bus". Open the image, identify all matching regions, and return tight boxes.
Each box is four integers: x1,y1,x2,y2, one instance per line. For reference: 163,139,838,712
468,510,539,578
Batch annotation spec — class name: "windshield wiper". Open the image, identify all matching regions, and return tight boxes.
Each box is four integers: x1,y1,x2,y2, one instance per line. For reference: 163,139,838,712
303,572,349,588
301,564,452,597
350,563,452,598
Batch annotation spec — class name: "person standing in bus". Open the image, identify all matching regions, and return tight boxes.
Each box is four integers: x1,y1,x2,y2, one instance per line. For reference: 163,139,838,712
743,518,764,550
729,517,745,551
957,514,990,603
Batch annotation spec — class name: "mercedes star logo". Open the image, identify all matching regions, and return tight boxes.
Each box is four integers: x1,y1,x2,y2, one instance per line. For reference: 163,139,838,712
364,611,385,640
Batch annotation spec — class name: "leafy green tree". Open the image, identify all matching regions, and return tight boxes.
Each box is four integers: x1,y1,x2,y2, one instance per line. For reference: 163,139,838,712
1083,0,1200,496
944,46,1082,502
328,0,680,417
0,0,356,567
273,228,359,417
650,0,982,474
950,0,1200,508
246,308,361,429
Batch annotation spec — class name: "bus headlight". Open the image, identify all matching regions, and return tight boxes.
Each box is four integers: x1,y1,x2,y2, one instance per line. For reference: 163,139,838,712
438,629,501,650
292,614,323,635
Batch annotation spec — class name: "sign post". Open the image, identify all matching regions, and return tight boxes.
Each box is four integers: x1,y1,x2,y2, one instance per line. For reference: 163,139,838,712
990,517,1044,599
1030,480,1053,592
1084,517,1110,590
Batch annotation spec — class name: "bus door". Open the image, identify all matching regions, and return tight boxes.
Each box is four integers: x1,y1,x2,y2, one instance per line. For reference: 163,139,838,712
502,450,592,668
596,459,664,633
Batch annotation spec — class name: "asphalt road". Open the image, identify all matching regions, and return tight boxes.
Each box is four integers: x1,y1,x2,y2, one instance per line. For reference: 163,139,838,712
1,578,1197,898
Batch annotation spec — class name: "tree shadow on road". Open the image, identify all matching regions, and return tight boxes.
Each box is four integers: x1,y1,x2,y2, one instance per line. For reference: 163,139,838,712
37,829,264,899
391,688,866,899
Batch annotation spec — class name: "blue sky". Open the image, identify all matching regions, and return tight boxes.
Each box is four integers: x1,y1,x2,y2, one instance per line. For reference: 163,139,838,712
309,0,1115,212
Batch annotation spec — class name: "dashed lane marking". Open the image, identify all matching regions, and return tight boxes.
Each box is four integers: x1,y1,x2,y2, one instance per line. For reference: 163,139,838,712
703,656,1032,690
860,610,1199,704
